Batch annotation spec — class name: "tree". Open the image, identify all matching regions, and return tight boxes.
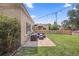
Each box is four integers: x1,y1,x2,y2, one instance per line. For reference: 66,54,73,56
68,4,79,30
52,21,59,30
61,20,71,30
48,24,51,30
48,24,52,30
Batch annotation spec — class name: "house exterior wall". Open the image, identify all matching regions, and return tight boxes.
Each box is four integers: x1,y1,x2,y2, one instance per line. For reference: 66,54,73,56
20,8,34,45
0,3,34,46
0,3,21,22
20,4,34,45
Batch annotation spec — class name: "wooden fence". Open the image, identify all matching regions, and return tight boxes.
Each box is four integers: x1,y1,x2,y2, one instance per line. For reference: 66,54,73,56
34,30,72,35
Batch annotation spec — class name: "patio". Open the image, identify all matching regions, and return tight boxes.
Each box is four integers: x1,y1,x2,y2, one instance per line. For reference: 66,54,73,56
23,37,56,47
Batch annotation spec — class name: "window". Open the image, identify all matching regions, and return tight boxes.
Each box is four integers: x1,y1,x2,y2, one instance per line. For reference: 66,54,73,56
38,26,43,30
43,28,46,30
26,23,31,34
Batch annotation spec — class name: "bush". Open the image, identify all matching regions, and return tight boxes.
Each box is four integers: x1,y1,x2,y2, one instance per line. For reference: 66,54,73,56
0,16,21,55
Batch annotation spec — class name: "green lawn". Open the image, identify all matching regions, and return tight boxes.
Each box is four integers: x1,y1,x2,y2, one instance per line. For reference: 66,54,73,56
15,34,79,56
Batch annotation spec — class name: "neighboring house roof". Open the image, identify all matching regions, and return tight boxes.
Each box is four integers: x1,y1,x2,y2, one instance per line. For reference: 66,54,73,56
34,24,49,26
73,30,79,33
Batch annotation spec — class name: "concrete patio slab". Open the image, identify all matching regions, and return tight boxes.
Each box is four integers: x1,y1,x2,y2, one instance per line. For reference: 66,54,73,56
23,37,56,47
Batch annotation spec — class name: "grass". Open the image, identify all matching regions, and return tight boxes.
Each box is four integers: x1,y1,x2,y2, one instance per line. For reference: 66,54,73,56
15,34,79,56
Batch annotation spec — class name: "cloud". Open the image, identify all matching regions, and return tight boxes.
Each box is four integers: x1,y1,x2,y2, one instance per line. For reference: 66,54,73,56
35,18,54,24
64,3,72,7
26,3,34,8
31,15,36,18
64,17,69,20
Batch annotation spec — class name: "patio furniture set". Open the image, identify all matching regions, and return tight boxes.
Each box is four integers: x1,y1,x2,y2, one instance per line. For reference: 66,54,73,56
31,33,46,41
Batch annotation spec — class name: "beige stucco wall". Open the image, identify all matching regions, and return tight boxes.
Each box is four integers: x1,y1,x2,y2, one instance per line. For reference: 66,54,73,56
0,3,34,46
20,4,34,45
0,4,21,22
20,9,34,45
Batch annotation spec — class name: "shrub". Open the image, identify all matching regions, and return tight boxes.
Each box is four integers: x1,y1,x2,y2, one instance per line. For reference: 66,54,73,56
0,16,21,55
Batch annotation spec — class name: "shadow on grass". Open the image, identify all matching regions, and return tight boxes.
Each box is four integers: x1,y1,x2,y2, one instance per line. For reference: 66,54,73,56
15,47,38,56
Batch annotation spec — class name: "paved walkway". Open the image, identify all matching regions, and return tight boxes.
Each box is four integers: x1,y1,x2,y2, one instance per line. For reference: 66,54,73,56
23,37,56,47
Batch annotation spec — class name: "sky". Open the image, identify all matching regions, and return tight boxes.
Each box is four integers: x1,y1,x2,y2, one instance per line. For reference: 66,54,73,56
24,3,75,25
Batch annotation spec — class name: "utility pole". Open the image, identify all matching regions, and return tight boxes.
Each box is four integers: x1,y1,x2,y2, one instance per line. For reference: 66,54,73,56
55,12,58,24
